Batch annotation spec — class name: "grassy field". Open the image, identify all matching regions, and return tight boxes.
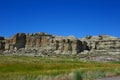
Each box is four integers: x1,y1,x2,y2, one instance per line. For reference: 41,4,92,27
0,56,120,80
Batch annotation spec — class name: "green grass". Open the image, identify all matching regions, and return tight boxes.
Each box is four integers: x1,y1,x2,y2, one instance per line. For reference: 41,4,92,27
0,55,120,80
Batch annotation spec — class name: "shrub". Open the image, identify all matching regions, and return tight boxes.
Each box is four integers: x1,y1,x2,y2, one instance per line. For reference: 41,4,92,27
74,71,83,80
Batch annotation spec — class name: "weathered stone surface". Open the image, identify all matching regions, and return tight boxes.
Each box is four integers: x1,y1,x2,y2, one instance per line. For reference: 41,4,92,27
80,34,120,61
81,34,120,51
1,33,120,61
25,32,53,48
25,33,85,54
5,39,13,50
2,32,87,55
13,33,26,50
0,36,5,51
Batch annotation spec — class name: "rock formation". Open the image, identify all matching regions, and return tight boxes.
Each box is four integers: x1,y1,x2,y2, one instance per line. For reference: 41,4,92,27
0,33,120,61
80,34,120,61
1,32,89,55
80,34,120,53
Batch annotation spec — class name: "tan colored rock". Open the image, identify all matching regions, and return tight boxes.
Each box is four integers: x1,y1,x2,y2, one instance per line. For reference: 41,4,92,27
25,33,53,49
3,33,87,54
81,34,120,55
3,33,118,56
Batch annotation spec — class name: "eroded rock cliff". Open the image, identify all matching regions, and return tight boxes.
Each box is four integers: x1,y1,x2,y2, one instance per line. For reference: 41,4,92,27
80,34,120,61
1,32,89,55
0,33,120,61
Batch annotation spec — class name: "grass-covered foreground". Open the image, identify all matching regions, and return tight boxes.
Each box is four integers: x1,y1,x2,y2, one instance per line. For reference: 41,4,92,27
0,56,120,80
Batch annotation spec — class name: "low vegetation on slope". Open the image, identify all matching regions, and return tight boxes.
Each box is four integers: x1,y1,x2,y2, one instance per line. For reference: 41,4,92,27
0,56,120,80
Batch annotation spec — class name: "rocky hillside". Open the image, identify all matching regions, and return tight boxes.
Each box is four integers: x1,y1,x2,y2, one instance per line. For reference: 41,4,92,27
80,35,120,61
0,32,120,61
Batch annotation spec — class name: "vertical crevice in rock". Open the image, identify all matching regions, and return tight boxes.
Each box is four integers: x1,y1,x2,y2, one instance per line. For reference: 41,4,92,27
13,33,26,50
0,37,5,51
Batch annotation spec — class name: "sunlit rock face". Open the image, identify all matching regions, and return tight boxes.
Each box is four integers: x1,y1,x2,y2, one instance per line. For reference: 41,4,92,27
2,32,88,54
24,32,87,54
80,34,120,54
25,32,53,49
1,33,120,58
80,34,120,61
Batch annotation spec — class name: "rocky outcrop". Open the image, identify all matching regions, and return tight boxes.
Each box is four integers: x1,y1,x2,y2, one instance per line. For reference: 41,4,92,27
24,33,86,54
4,33,26,51
80,34,120,61
80,35,120,52
0,33,120,61
25,32,53,49
13,33,26,49
53,36,84,54
2,32,88,55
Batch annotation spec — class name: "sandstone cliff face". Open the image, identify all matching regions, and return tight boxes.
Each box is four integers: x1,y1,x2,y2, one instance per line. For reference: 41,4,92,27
53,36,84,54
25,32,53,48
1,33,120,59
24,33,86,54
80,35,120,53
4,33,26,50
2,32,87,54
80,35,120,61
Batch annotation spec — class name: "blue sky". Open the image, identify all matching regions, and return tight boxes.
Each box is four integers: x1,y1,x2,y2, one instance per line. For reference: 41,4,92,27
0,0,120,38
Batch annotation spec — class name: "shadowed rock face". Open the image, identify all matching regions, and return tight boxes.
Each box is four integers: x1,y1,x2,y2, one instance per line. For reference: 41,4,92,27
4,33,26,50
13,33,26,49
0,37,4,40
0,37,5,50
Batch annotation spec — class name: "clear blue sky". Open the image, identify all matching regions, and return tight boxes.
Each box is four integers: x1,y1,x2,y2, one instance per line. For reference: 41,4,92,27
0,0,120,38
